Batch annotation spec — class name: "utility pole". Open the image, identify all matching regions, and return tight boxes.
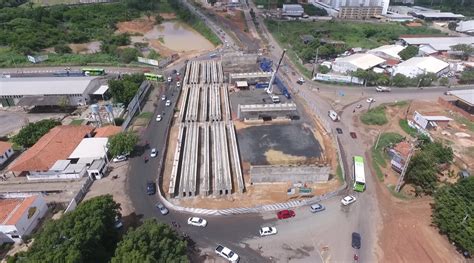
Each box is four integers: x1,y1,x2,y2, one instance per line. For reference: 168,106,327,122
395,143,416,192
311,47,320,78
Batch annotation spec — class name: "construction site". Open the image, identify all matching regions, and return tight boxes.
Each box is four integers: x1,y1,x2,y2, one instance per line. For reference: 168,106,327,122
163,52,340,208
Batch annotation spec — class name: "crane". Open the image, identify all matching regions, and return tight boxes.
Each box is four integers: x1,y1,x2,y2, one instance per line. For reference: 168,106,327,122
265,49,286,95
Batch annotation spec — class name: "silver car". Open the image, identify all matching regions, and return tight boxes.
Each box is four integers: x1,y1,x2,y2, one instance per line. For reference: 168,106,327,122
156,203,169,215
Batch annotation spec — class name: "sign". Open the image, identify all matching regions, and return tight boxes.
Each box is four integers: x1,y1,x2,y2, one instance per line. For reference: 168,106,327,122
314,73,363,85
137,56,159,66
27,55,48,64
413,111,428,129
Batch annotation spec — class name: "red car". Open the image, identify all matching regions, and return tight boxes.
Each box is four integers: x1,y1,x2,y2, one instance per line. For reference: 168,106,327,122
277,210,295,219
350,132,357,139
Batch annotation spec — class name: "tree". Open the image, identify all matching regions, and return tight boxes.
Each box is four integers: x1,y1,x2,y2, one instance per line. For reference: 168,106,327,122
433,177,474,255
12,119,61,147
108,73,145,105
421,141,453,164
319,65,330,74
439,77,449,86
108,132,139,157
451,44,474,60
391,73,411,87
302,4,328,16
111,219,188,263
398,45,419,60
155,14,164,24
406,151,438,194
9,195,120,263
460,67,474,84
119,47,140,64
54,44,72,54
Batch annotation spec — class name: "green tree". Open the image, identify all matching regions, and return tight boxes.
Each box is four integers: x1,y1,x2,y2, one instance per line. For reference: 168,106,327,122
406,151,438,194
108,73,145,105
460,67,474,84
319,65,330,74
398,45,419,61
111,219,188,263
119,48,140,64
9,195,120,263
439,77,449,86
12,119,61,147
451,43,474,61
433,177,474,255
421,141,453,164
391,73,411,87
155,14,164,24
54,44,72,54
108,132,139,157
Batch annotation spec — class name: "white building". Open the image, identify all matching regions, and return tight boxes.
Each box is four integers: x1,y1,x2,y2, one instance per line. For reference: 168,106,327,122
332,53,386,74
282,4,304,17
400,37,474,53
0,194,48,243
0,141,13,166
392,56,450,78
368,44,406,60
456,20,474,34
315,0,389,14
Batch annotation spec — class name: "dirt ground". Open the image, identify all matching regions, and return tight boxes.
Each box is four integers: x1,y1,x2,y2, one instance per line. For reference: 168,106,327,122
356,100,469,262
116,16,156,35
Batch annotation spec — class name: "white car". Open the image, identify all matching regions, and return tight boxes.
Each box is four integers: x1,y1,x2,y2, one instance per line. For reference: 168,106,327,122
259,226,277,237
341,195,357,206
165,100,171,106
167,76,172,82
112,155,127,163
150,148,158,158
366,98,375,103
161,95,166,101
156,115,162,122
176,81,181,87
215,245,239,263
187,217,207,227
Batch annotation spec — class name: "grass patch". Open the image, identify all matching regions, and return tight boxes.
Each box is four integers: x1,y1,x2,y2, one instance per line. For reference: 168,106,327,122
137,111,153,120
389,100,409,107
336,163,343,182
70,119,84,126
371,132,404,181
360,105,388,126
387,184,412,200
453,115,474,132
399,119,418,137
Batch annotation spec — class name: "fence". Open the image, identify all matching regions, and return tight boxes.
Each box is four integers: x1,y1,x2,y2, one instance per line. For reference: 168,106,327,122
121,81,152,130
64,176,93,213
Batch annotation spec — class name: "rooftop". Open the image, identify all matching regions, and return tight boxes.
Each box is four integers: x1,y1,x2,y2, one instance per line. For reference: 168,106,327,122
411,11,464,19
0,141,12,154
94,126,122,138
0,195,37,225
401,36,474,51
393,141,411,159
456,20,474,33
8,125,93,173
450,89,474,106
396,56,449,74
68,137,108,160
0,77,96,96
335,53,386,70
282,4,304,11
368,44,406,59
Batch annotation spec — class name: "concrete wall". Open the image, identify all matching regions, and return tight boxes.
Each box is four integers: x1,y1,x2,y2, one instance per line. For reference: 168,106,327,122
250,165,330,184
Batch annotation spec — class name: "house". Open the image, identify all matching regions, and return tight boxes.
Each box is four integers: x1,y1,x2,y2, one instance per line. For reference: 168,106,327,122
332,53,386,74
282,4,304,17
368,44,406,60
389,141,411,173
0,194,48,243
68,137,109,179
8,125,94,177
456,20,474,34
93,125,122,138
413,111,452,130
392,56,449,78
300,35,315,45
0,142,13,166
448,89,474,115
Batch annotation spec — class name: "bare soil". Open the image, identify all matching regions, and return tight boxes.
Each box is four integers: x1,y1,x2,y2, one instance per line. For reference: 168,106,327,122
116,17,156,35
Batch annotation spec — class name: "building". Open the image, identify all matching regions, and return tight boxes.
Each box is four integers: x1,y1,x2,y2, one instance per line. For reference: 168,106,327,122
0,77,103,107
456,20,474,34
368,44,406,60
0,194,48,243
392,56,449,78
282,4,304,17
315,0,389,18
338,5,382,19
93,125,122,138
400,37,474,53
8,125,94,177
0,142,13,166
237,103,298,121
389,141,411,173
449,89,474,115
332,53,386,73
413,111,452,130
410,11,464,21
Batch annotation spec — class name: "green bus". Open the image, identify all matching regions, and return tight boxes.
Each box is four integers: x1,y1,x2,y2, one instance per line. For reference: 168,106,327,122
353,156,366,192
81,68,105,76
144,73,164,81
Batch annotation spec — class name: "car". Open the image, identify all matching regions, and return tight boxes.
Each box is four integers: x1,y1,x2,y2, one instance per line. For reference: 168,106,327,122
341,195,357,206
375,86,391,92
156,115,162,122
309,203,325,213
161,95,166,101
215,245,239,262
150,148,158,158
171,69,177,74
259,226,277,237
350,132,357,139
167,76,172,82
444,91,452,95
112,155,127,163
352,232,361,249
114,217,123,229
296,77,304,85
156,203,169,215
176,72,180,76
176,81,181,87
187,217,207,227
277,209,295,219
336,128,343,134
366,98,375,103
146,181,156,195
165,100,171,106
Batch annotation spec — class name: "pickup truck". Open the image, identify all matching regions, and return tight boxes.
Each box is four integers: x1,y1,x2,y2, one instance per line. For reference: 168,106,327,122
376,86,391,92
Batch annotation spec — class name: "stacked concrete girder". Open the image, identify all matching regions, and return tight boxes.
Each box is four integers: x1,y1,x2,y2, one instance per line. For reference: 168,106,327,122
200,85,208,122
211,122,232,195
212,61,218,83
227,123,244,193
178,85,189,123
184,62,192,85
200,62,206,84
178,123,199,197
222,84,231,121
185,84,200,122
200,123,210,196
169,123,185,197
217,61,224,83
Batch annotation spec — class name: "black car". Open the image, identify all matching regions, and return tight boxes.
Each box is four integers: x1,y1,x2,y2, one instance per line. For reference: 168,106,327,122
336,128,343,134
146,181,156,195
352,232,361,249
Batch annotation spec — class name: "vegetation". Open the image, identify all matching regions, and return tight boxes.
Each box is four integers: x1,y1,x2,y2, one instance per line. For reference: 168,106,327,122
0,0,26,8
398,45,419,60
450,44,474,61
108,73,145,105
12,119,60,147
406,140,453,195
9,195,121,263
361,105,388,125
108,132,139,157
302,4,327,16
69,119,84,126
399,119,418,137
265,20,442,64
416,0,474,16
453,114,474,132
137,111,153,120
391,73,437,87
167,0,221,46
111,219,188,263
459,67,474,84
319,65,330,74
371,132,404,181
433,177,474,255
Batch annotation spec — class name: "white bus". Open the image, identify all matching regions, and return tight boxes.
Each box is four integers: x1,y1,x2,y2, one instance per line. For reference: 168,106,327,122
353,156,366,192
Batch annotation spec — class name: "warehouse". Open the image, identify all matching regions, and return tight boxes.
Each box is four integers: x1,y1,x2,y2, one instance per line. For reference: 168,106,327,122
368,44,406,60
392,56,449,78
400,36,474,53
332,53,386,74
282,4,304,17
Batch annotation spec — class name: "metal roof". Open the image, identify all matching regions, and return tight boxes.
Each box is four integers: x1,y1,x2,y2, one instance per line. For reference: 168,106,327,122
401,37,474,51
450,89,474,106
456,20,474,33
68,137,108,160
335,53,386,70
93,85,109,95
0,77,95,96
368,45,406,59
395,56,449,74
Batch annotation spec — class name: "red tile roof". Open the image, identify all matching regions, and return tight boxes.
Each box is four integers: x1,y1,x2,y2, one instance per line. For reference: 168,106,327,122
94,126,121,138
0,141,12,154
394,141,411,159
3,196,37,225
0,198,22,224
8,125,93,173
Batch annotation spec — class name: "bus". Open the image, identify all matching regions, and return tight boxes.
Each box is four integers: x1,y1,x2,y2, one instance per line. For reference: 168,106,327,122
81,68,105,76
144,73,164,81
353,156,366,192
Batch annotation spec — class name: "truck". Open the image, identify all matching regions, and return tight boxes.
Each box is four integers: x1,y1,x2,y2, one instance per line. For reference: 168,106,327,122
271,95,280,103
375,86,391,92
256,82,269,89
328,110,339,121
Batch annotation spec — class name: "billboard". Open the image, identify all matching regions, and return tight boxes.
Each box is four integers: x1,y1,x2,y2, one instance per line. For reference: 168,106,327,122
137,57,159,66
27,55,49,64
314,73,363,85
